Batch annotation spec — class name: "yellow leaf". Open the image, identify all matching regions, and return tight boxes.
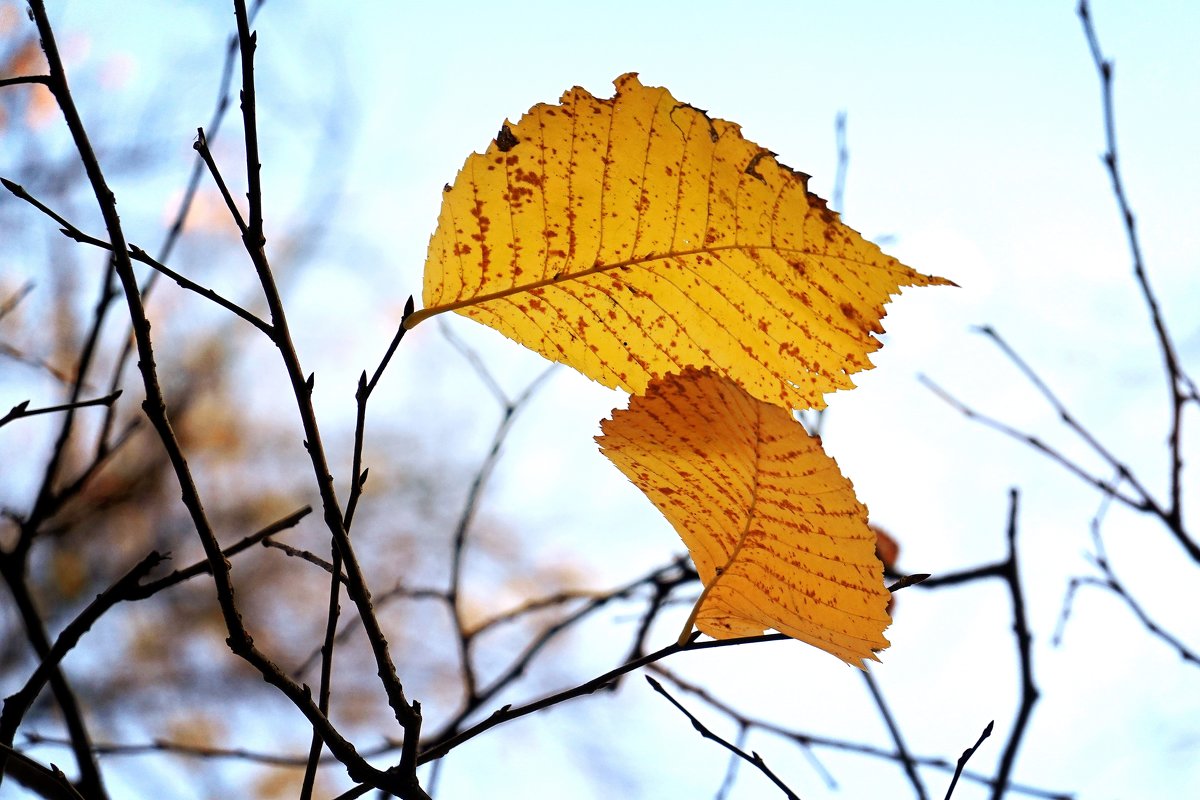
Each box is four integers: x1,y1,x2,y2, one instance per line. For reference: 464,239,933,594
409,73,951,411
597,367,890,666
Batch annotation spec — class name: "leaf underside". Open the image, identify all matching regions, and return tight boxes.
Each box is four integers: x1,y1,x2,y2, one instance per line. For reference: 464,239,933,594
598,367,891,667
414,72,951,411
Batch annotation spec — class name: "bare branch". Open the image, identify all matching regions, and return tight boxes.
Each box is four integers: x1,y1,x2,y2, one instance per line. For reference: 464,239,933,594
439,320,509,407
98,0,268,457
0,75,52,89
862,667,927,800
0,553,165,742
20,733,317,768
193,128,248,235
129,505,313,599
0,551,107,797
944,721,993,800
1054,487,1199,666
448,358,557,701
418,631,791,767
227,2,427,792
973,326,1149,497
429,558,701,752
0,742,86,800
920,374,1151,512
647,675,801,800
0,178,273,336
261,537,348,582
1077,0,1195,544
345,295,416,533
0,391,121,429
650,667,1070,800
992,489,1039,799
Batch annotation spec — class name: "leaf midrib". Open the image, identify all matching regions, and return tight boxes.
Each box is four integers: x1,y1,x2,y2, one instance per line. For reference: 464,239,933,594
677,400,765,643
406,242,843,329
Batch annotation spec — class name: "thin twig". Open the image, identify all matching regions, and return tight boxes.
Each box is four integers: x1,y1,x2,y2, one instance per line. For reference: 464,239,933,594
0,742,86,800
1054,486,1199,666
229,3,426,793
919,374,1149,512
900,563,1006,590
129,505,312,599
418,632,789,767
344,296,416,532
944,721,993,800
651,667,1070,800
439,320,510,406
193,128,248,235
646,676,801,800
649,665,838,790
0,75,52,89
0,390,121,429
1077,0,1195,553
0,555,106,797
0,553,165,742
0,178,272,336
293,584,446,679
99,0,267,454
969,325,1198,564
430,558,702,751
261,537,347,582
716,724,751,800
21,733,322,768
21,233,119,553
300,298,416,797
0,342,78,385
862,667,926,800
449,362,557,701
831,110,848,214
41,419,142,537
617,556,697,666
468,588,626,639
300,537,342,800
974,325,1148,498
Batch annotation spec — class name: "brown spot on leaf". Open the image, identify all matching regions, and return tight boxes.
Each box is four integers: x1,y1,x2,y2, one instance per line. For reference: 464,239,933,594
515,168,544,187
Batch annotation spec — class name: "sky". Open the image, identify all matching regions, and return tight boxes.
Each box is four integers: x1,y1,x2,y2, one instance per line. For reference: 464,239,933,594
6,1,1200,798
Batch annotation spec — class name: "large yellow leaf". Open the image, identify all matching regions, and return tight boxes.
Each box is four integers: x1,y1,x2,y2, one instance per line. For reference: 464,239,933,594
597,367,890,666
408,73,951,411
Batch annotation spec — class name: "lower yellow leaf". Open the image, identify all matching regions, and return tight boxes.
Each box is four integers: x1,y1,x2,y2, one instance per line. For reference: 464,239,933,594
597,367,890,667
